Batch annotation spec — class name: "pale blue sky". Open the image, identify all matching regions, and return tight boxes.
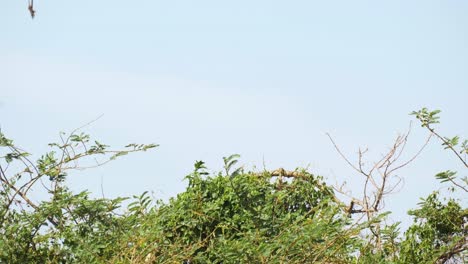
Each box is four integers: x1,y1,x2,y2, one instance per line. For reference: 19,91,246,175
1,1,467,228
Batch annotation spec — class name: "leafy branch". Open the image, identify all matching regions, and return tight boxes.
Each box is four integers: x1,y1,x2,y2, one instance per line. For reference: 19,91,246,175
411,108,468,192
0,128,157,227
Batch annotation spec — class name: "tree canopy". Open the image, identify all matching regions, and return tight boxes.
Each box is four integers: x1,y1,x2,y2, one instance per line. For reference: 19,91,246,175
0,109,466,263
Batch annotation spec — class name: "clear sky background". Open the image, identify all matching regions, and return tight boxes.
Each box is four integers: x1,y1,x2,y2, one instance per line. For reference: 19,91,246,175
1,1,467,229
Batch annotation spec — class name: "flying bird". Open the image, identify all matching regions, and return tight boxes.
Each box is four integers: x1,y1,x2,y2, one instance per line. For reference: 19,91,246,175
28,0,35,19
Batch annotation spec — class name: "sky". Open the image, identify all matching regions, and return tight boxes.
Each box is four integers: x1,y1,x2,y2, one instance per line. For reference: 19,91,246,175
1,1,467,229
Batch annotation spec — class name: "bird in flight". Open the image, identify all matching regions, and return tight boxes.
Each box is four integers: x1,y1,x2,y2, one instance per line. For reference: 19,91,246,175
28,0,36,19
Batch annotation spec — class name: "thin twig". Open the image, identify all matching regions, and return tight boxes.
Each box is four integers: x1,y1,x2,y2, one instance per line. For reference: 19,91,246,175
428,127,468,168
326,133,360,173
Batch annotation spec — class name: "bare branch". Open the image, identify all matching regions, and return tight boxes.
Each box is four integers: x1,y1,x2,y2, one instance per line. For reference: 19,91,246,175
326,133,361,173
388,133,432,175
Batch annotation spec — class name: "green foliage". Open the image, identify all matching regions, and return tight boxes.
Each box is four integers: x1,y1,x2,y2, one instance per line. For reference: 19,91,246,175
400,192,467,263
115,166,360,263
0,130,157,263
0,108,465,263
411,108,441,127
412,108,468,191
0,187,129,263
435,170,458,184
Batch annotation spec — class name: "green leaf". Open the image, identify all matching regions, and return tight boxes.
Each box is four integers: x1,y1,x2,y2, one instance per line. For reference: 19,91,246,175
435,170,457,183
0,132,13,147
110,151,128,160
